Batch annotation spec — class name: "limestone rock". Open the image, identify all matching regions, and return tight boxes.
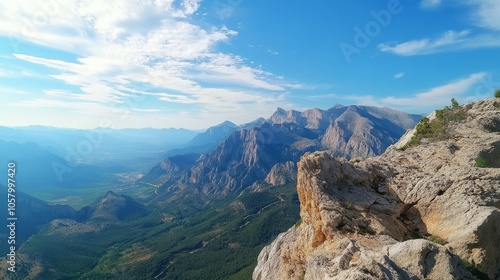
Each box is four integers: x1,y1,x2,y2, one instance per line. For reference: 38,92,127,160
254,98,500,280
265,161,297,186
145,105,420,201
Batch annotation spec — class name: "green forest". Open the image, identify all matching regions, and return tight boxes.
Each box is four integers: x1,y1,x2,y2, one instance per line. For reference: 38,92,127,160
16,183,300,279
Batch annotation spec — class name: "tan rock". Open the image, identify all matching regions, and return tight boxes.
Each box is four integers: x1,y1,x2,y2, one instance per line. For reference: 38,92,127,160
254,98,500,280
265,161,297,186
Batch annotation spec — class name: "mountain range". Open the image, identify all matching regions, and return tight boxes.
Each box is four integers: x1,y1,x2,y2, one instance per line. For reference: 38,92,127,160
254,98,500,280
0,103,422,279
143,105,421,205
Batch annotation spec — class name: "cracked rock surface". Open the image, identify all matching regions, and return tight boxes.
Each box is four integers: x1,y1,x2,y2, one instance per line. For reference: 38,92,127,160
254,99,500,280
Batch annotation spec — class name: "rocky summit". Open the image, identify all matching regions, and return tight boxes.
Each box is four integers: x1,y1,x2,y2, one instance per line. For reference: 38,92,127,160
253,99,500,280
146,105,420,201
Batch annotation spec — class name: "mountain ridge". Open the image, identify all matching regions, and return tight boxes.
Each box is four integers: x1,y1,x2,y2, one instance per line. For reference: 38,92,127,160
253,98,500,279
145,104,421,204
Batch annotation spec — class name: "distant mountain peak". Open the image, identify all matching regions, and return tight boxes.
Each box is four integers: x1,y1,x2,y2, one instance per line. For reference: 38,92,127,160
254,98,500,280
215,120,237,128
90,191,147,221
240,118,266,130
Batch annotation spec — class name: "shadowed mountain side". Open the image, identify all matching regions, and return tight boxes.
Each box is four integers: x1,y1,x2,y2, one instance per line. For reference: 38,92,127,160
0,190,81,255
88,191,148,221
0,140,105,190
141,153,200,186
144,105,421,204
163,119,267,157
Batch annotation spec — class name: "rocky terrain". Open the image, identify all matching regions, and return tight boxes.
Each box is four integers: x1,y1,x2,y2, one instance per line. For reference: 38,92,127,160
254,99,500,279
145,105,421,201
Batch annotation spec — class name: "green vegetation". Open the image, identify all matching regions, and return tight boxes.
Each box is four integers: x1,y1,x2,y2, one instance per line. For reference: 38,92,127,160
345,200,353,209
495,89,500,98
426,235,447,245
18,183,300,279
358,224,376,235
402,99,467,150
295,219,302,228
463,259,490,280
475,156,489,168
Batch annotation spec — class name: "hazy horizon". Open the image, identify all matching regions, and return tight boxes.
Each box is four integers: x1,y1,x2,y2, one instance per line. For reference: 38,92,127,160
1,103,426,130
1,0,499,130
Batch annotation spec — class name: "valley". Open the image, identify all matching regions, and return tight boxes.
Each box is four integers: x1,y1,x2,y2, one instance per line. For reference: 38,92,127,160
3,2,499,279
0,105,420,279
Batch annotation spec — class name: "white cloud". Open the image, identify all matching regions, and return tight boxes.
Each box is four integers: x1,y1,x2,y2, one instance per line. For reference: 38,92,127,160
394,72,405,79
380,1,500,57
0,69,11,77
382,72,487,107
379,30,500,56
0,0,296,129
267,49,279,55
180,0,201,17
0,86,30,96
335,73,488,112
378,30,471,56
467,0,500,30
421,0,442,9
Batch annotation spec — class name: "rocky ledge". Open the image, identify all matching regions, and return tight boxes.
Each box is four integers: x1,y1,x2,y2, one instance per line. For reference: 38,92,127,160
254,99,500,280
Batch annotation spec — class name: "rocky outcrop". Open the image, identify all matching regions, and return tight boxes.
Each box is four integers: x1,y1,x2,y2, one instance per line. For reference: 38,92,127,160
254,99,500,279
141,153,199,186
145,105,420,201
265,161,297,186
268,108,306,127
321,106,413,158
184,122,312,196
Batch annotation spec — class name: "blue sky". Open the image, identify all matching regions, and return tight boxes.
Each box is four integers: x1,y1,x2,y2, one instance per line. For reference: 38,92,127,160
1,0,499,129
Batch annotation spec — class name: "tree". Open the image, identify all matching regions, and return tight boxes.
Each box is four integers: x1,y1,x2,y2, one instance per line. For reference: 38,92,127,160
451,98,459,108
495,89,500,98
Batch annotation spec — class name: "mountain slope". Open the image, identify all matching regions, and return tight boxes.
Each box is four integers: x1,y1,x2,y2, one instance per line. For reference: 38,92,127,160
89,191,148,221
164,119,267,157
0,190,80,255
321,105,407,158
163,121,238,157
8,183,299,279
3,104,421,279
0,126,198,172
0,140,104,190
146,105,421,202
254,98,500,280
141,153,200,186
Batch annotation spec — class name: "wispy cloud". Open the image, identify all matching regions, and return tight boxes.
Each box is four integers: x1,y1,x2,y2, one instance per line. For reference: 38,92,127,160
267,49,279,55
381,72,487,107
327,73,488,113
380,1,500,56
394,72,405,79
468,0,500,30
0,0,298,128
378,30,472,56
0,69,10,77
421,0,442,9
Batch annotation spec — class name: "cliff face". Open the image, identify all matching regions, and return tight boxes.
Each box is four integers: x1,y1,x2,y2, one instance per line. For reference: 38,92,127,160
254,99,500,279
265,161,297,186
146,105,420,201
